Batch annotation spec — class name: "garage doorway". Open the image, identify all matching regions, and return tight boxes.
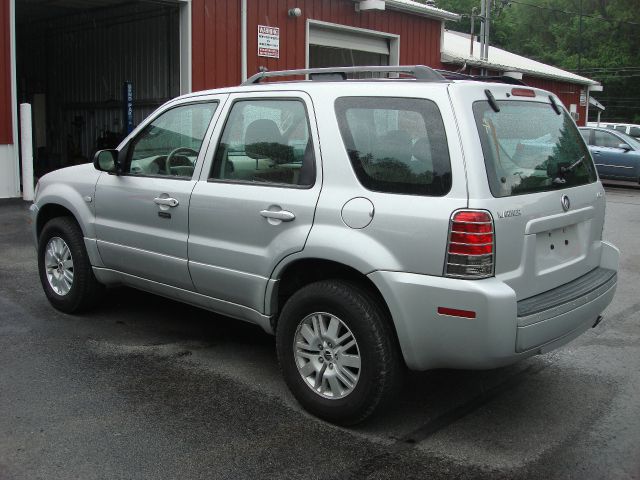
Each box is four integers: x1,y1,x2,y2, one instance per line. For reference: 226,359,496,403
307,21,399,73
15,0,187,176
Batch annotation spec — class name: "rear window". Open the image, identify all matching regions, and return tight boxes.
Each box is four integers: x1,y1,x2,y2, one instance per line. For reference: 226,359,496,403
335,97,452,196
473,101,597,197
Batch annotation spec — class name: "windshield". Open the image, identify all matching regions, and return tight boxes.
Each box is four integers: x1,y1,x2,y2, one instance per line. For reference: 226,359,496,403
474,101,597,197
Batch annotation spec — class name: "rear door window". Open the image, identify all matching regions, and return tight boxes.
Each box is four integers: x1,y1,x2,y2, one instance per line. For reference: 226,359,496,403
473,100,597,197
209,99,316,187
335,97,452,196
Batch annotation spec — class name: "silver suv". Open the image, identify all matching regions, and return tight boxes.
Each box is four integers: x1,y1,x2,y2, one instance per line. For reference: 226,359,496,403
31,66,619,424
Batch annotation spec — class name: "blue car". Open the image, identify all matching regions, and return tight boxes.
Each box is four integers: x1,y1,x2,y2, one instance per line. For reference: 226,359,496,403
579,127,640,185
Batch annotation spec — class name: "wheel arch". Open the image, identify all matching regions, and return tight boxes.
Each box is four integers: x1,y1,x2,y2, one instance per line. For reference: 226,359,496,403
36,203,79,239
268,258,401,353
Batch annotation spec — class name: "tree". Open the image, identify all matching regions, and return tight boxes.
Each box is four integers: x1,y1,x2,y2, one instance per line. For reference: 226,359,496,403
428,0,640,122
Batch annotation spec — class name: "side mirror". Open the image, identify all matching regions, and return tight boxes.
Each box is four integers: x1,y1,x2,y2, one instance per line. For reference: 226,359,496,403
93,149,120,173
618,143,632,152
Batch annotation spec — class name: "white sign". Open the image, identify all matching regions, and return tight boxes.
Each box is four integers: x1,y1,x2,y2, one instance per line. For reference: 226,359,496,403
258,25,280,58
579,89,587,107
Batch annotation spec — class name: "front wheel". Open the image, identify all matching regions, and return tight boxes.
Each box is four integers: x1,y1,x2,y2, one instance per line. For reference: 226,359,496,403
37,217,103,313
276,280,403,425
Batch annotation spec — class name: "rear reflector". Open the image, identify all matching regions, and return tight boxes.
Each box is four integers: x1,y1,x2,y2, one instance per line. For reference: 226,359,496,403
437,307,477,319
511,88,536,97
445,210,495,279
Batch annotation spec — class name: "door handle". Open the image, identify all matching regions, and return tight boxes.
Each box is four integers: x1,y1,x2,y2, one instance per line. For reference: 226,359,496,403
260,209,296,222
592,150,601,155
154,197,179,207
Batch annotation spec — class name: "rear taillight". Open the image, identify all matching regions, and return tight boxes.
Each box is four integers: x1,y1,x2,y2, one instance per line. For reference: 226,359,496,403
445,210,494,279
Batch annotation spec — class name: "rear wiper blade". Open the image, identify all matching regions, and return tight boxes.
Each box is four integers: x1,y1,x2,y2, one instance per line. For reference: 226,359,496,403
560,155,584,173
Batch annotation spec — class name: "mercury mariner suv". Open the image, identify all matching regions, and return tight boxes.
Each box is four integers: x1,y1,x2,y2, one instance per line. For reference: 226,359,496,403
31,66,619,424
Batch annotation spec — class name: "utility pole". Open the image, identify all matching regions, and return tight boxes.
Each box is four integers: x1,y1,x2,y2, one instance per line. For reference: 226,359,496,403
479,0,486,62
479,0,491,73
578,0,583,73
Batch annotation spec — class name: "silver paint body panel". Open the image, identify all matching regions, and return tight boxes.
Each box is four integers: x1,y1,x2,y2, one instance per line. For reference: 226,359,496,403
31,80,619,370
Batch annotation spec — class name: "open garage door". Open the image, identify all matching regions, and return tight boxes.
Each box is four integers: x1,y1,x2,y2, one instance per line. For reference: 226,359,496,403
16,0,185,175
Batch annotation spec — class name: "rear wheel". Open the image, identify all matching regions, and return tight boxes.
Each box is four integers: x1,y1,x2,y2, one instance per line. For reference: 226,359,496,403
276,280,403,425
38,217,103,313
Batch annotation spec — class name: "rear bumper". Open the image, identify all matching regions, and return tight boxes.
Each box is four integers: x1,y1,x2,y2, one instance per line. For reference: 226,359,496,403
368,241,619,371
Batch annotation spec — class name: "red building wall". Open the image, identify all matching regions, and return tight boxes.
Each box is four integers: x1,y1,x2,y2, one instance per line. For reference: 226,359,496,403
523,76,587,126
192,0,443,91
0,0,12,144
192,0,242,91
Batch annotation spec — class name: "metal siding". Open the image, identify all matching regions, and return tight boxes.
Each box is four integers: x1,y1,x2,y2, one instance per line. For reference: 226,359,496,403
19,3,179,162
523,76,587,126
246,0,442,79
191,0,442,90
0,0,11,144
192,0,241,91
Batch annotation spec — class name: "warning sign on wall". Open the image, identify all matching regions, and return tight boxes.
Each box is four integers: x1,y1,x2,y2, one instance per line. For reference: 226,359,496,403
258,25,280,58
579,89,587,107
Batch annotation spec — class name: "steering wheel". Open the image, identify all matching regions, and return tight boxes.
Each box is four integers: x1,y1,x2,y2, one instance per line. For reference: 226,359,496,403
165,147,198,174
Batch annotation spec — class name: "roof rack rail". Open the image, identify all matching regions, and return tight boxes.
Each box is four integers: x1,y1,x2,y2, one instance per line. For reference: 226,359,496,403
435,69,527,85
241,65,447,85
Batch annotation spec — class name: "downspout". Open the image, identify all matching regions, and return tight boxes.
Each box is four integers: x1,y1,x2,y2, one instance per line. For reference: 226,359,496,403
10,0,20,196
241,0,247,82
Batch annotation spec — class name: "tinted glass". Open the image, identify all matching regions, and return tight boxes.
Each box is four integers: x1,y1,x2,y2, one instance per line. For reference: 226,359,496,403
127,103,217,177
579,129,590,143
628,127,640,138
210,100,315,187
594,130,625,148
474,100,597,197
615,125,627,132
334,97,452,196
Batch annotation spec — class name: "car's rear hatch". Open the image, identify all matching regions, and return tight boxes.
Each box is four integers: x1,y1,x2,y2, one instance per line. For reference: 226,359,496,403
451,82,606,300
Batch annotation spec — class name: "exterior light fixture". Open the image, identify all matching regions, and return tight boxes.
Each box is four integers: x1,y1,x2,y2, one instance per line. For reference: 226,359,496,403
288,8,302,17
356,0,385,11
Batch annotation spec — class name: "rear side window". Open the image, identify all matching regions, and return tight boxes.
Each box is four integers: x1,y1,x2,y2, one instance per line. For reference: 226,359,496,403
335,97,452,196
629,127,640,138
474,101,597,197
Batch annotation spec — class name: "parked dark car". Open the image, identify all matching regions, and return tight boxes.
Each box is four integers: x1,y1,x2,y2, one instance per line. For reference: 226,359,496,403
579,127,640,184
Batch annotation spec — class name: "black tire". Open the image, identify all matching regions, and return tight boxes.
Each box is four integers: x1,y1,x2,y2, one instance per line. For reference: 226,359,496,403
276,280,403,425
37,216,104,313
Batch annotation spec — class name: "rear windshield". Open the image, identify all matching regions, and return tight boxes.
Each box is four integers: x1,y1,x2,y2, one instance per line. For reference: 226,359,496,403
335,97,452,196
474,100,597,197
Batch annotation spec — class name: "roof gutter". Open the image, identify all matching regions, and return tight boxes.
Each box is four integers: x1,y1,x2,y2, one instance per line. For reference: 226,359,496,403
441,53,599,86
352,0,461,22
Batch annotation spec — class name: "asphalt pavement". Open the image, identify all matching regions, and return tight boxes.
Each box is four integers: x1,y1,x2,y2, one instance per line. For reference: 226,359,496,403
0,187,639,480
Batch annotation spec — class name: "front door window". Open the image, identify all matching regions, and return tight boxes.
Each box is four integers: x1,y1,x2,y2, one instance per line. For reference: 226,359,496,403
127,102,217,177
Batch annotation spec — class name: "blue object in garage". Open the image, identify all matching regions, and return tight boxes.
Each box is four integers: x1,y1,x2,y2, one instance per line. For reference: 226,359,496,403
122,81,134,135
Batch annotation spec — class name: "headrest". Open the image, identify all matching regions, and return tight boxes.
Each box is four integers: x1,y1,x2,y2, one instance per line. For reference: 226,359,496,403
376,130,412,163
245,119,284,159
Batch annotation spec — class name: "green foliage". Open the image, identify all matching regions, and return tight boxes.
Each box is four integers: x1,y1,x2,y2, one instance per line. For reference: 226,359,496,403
425,0,640,122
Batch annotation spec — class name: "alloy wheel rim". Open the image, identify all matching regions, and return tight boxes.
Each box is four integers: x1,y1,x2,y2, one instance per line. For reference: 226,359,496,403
44,237,74,296
293,312,361,399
